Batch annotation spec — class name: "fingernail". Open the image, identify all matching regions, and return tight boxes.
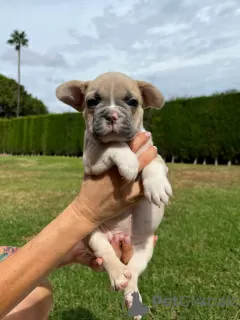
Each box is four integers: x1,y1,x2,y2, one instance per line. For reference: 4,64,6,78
124,236,131,245
153,146,158,151
96,258,103,265
145,132,151,137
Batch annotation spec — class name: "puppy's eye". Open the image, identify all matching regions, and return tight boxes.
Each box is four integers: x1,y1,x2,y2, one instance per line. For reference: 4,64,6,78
86,98,99,108
126,98,138,107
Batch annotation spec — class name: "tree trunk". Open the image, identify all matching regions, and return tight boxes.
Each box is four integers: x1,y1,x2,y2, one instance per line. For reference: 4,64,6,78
17,48,21,117
193,158,197,164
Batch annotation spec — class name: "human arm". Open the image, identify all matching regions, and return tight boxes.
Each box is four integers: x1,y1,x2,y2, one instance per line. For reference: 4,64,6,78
0,132,157,319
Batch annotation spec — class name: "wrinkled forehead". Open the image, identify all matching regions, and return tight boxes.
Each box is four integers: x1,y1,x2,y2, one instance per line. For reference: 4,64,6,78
86,74,142,102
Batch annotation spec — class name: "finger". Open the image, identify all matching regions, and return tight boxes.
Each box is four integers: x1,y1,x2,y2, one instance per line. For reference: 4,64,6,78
75,251,103,270
138,146,158,172
121,236,133,265
96,257,104,265
111,235,122,259
90,258,105,272
128,132,152,153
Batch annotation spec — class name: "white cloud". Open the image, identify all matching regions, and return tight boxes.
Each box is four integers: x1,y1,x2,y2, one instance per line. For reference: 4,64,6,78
214,2,238,16
147,23,189,35
0,0,240,113
1,49,67,68
196,6,212,23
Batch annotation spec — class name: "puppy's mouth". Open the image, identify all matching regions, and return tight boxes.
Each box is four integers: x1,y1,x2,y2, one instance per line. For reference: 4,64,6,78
92,110,137,142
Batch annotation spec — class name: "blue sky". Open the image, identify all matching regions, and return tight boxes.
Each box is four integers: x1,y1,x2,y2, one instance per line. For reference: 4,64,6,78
0,0,240,113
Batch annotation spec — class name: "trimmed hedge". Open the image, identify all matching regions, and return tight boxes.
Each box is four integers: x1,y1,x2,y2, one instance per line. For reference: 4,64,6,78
0,113,85,156
0,91,240,163
142,90,240,163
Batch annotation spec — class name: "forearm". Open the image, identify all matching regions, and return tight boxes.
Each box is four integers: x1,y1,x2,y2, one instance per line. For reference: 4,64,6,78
0,199,96,319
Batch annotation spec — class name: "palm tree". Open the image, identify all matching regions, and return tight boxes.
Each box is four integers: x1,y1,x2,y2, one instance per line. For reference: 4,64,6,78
7,30,29,117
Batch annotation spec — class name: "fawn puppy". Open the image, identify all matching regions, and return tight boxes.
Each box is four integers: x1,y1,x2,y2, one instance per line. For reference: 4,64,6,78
56,72,172,319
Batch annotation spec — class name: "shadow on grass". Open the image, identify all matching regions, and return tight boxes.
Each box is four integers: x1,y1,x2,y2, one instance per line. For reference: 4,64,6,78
57,307,100,320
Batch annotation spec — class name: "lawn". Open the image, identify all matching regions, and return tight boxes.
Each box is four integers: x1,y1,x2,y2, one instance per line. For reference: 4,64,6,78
0,156,240,320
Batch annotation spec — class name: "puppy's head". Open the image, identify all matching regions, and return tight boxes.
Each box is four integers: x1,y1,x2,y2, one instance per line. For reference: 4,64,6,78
56,72,165,143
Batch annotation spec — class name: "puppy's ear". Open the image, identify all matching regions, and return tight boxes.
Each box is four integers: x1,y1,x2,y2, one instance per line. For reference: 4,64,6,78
56,80,89,112
137,80,165,109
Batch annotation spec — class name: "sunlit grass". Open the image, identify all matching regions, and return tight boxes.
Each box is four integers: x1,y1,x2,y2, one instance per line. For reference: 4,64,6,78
0,156,239,320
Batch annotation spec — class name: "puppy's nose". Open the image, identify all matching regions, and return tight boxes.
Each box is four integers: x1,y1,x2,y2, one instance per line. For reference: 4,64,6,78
111,112,119,121
105,111,119,122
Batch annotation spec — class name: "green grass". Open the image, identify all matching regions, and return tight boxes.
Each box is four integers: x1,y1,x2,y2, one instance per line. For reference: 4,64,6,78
0,156,240,320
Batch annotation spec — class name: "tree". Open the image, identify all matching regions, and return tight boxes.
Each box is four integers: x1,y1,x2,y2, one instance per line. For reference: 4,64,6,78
0,74,48,117
7,30,29,117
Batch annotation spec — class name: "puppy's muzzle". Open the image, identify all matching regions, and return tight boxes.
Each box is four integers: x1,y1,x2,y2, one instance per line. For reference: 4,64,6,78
92,107,136,141
93,109,121,138
104,111,119,123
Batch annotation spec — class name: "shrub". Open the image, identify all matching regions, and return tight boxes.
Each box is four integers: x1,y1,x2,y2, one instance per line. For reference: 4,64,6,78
0,90,239,163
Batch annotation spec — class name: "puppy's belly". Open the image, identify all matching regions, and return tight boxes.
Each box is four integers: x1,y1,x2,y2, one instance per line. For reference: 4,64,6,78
101,209,133,239
100,200,164,243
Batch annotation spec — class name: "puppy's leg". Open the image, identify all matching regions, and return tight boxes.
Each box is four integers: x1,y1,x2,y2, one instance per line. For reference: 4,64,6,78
124,200,164,319
134,133,172,206
87,229,132,291
110,144,139,182
123,236,155,320
142,155,172,207
83,142,139,182
82,144,113,176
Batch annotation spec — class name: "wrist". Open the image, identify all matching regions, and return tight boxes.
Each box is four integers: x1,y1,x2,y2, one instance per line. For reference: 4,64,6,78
71,194,102,227
67,195,100,232
56,197,98,269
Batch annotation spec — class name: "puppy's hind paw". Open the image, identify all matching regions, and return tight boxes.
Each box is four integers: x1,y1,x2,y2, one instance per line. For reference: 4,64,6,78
110,267,132,291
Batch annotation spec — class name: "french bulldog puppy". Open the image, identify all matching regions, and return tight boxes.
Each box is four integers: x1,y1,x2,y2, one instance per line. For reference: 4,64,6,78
56,72,172,319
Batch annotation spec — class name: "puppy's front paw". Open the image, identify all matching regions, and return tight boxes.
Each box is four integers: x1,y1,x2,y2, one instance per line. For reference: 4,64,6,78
143,175,172,207
117,155,139,182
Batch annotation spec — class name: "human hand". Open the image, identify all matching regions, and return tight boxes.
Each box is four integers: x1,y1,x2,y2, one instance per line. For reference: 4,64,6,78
58,234,158,271
72,131,158,226
57,235,133,271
